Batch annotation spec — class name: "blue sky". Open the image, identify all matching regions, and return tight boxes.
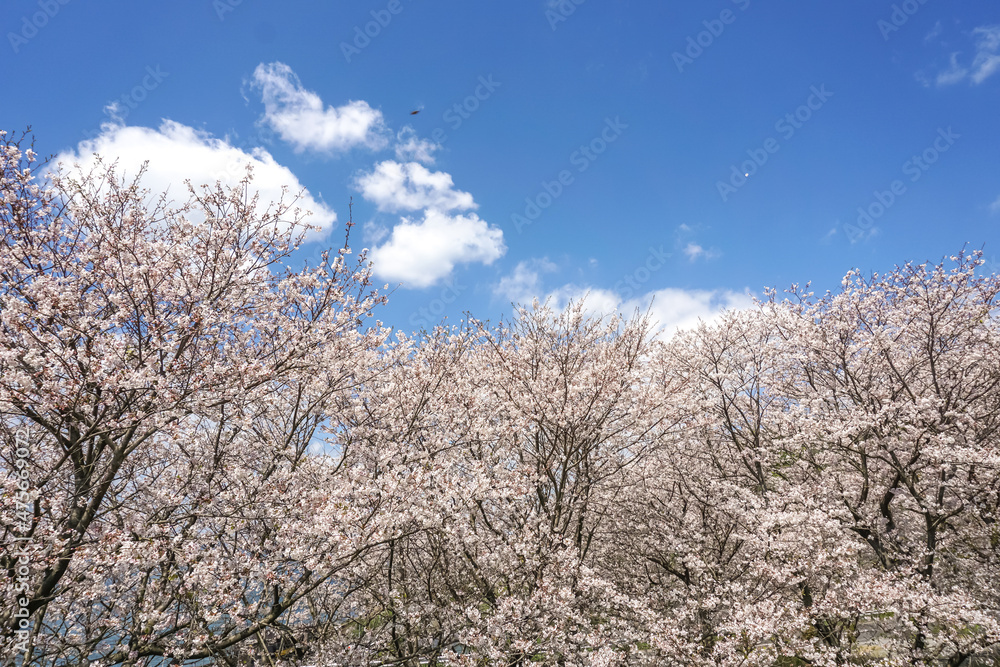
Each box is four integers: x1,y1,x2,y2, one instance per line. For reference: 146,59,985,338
2,0,998,333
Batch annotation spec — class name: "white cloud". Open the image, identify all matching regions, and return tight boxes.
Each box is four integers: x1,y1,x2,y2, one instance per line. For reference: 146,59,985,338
936,25,1000,86
682,242,720,261
495,258,558,304
394,126,440,164
971,26,1000,84
674,225,719,261
369,209,505,288
54,120,337,237
684,243,705,260
493,261,753,334
251,61,389,153
937,53,970,86
990,195,1000,215
924,21,943,43
640,288,754,333
363,219,390,245
850,226,880,244
560,286,752,334
356,160,476,213
356,157,503,288
550,287,623,320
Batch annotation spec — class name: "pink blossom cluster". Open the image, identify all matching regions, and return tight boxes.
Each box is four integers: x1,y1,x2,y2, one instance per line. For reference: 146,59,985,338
2,132,999,666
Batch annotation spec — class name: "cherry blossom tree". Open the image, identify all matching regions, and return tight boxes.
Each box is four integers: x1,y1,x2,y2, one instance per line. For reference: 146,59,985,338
774,252,1000,665
337,253,1000,667
0,130,396,665
617,253,1000,666
286,303,676,666
3,127,998,667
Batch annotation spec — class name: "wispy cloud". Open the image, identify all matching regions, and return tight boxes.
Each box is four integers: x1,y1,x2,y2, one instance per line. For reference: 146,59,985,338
936,25,1000,86
924,20,943,43
683,243,706,260
394,126,440,164
683,242,720,261
989,194,1000,215
675,224,720,261
936,53,970,86
494,258,559,305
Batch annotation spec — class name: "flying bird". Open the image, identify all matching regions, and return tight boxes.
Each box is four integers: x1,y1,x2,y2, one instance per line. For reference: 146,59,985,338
410,110,420,115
